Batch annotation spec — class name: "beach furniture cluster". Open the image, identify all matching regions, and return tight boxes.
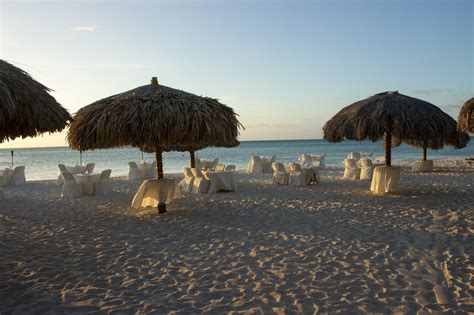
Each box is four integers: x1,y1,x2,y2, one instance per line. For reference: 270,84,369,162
0,60,472,208
0,166,26,186
57,163,112,197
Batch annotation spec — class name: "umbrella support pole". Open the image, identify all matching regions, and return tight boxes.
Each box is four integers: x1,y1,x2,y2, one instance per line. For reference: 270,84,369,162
190,151,195,168
155,148,166,214
384,118,392,167
422,147,427,161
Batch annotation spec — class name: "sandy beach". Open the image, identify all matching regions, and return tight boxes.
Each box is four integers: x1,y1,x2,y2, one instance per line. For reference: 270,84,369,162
0,158,472,313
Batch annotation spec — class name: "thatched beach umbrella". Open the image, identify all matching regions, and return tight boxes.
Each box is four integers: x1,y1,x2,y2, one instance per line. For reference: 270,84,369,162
0,60,72,143
323,91,470,165
458,97,474,133
67,77,242,213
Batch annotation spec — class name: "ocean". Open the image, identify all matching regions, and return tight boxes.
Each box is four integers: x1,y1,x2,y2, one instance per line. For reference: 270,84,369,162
1,139,473,181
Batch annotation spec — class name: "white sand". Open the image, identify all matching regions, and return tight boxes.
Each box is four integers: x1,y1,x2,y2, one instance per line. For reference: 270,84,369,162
0,158,472,313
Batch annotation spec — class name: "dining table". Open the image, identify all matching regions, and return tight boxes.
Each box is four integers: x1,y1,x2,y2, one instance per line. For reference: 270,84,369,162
203,170,236,193
73,173,101,195
131,178,181,209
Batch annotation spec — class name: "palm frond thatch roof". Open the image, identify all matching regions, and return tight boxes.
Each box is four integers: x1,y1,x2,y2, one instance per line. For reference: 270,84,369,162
458,97,474,133
323,91,470,150
67,78,243,152
0,60,72,143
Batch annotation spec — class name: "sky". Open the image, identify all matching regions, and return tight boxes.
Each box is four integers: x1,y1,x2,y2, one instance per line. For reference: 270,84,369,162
0,0,472,148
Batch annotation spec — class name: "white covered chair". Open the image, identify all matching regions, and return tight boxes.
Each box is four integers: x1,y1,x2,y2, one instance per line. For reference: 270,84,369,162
271,163,289,185
359,158,374,180
61,172,82,197
149,162,157,178
0,168,12,186
85,163,95,174
215,164,225,171
225,165,236,172
288,163,306,186
9,166,26,186
246,156,263,174
191,168,210,194
57,164,68,183
313,154,326,169
374,156,385,165
94,169,113,195
343,159,360,180
263,155,276,173
347,152,361,161
178,167,195,193
209,158,219,171
128,162,141,180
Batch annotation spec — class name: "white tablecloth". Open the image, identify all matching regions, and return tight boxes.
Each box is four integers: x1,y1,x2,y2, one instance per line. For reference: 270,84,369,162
370,166,401,194
66,165,87,175
0,169,12,186
131,178,181,209
412,160,434,172
73,173,101,195
203,171,236,193
136,161,153,179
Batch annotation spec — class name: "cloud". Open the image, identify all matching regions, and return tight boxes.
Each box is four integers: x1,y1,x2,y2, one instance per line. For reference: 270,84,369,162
74,26,96,32
413,88,452,95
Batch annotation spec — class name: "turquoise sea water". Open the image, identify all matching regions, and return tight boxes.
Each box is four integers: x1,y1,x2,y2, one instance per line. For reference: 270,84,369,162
1,139,473,181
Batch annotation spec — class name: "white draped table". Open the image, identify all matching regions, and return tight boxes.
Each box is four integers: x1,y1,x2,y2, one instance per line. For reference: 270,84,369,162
370,166,401,194
132,178,181,209
203,171,236,193
0,169,13,186
412,160,434,172
73,173,101,195
66,165,87,175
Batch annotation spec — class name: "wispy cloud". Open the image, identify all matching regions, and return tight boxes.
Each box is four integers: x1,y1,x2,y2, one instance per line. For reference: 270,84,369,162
74,26,96,32
413,88,452,95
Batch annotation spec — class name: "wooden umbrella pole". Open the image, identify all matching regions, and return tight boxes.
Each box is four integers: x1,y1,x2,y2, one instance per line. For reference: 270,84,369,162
190,150,196,168
384,117,392,167
155,147,166,214
155,148,164,179
422,146,427,161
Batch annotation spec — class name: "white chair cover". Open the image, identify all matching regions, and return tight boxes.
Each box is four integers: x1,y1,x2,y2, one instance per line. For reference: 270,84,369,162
85,163,95,173
178,167,194,193
9,166,26,186
61,172,82,197
225,165,236,172
288,163,306,186
263,155,276,173
0,168,12,187
94,169,113,195
131,178,180,209
359,158,374,180
246,156,263,174
348,152,361,161
314,154,326,169
374,156,385,164
149,162,157,178
210,158,219,171
272,163,289,185
191,168,210,193
57,164,68,183
370,166,401,194
215,164,226,171
128,162,141,180
344,159,360,180
412,160,434,172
